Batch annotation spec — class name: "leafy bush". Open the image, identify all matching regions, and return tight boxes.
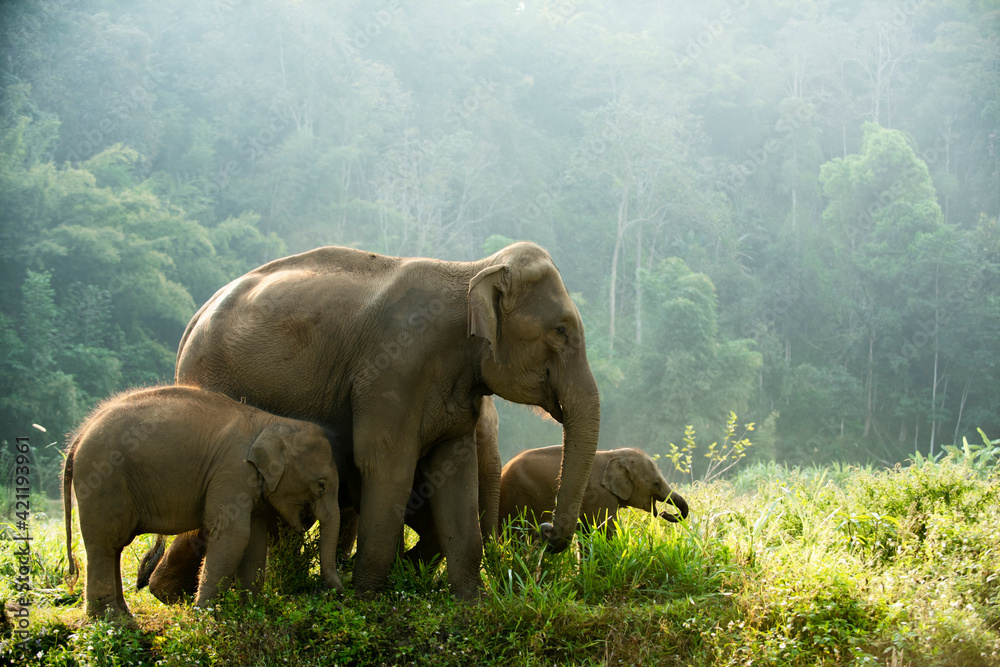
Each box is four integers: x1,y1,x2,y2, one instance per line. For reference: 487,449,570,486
3,453,1000,665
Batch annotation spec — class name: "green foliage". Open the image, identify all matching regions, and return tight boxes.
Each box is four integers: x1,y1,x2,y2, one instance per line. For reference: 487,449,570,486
0,89,285,450
3,455,1000,664
815,122,993,463
773,363,865,465
837,435,1000,565
1,0,999,466
607,258,762,469
43,619,155,666
665,412,756,484
821,123,944,253
1,1,999,662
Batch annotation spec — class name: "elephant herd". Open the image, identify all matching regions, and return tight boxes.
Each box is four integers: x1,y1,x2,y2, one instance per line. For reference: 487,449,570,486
61,242,688,618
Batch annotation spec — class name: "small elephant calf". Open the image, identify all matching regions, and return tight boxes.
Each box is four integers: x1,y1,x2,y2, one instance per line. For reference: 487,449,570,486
63,385,343,618
499,446,688,538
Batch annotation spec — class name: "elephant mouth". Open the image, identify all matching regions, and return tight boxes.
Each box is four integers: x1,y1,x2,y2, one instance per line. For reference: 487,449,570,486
656,495,690,523
548,398,564,423
277,502,315,533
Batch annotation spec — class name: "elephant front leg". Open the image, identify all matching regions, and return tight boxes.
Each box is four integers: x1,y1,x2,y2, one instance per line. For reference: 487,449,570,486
425,434,483,601
352,442,419,597
235,512,270,595
196,510,253,608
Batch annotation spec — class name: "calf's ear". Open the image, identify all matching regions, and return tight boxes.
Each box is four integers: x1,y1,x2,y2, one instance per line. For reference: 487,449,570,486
247,424,289,493
601,456,633,501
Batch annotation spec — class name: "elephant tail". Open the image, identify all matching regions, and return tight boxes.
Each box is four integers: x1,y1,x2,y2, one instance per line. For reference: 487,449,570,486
659,491,690,523
136,535,166,591
62,436,79,581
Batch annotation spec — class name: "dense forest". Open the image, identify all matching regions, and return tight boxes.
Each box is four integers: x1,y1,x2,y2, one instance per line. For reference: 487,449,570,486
1,0,998,490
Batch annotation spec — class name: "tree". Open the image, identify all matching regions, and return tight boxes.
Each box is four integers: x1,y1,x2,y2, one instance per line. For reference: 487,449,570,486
819,122,986,459
0,271,84,493
607,258,761,472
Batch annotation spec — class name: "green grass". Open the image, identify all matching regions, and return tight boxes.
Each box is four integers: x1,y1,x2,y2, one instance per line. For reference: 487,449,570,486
2,450,999,666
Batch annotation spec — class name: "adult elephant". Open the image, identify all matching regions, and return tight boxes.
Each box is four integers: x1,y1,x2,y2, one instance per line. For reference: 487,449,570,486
144,242,599,601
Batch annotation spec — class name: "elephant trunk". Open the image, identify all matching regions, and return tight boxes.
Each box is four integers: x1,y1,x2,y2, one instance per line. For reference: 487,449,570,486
315,494,344,593
659,491,689,523
544,365,601,552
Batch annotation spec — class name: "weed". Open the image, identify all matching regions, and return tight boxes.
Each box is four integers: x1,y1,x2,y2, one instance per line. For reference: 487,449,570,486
665,412,756,484
2,454,999,665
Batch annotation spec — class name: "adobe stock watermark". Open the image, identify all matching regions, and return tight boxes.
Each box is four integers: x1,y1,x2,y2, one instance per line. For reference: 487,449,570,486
545,0,585,25
443,77,501,127
516,116,624,229
205,479,259,537
727,87,835,190
672,0,750,70
884,0,924,30
357,299,447,383
897,263,984,363
394,436,477,521
381,75,500,195
9,437,34,650
69,419,159,503
213,0,242,15
337,0,404,57
199,95,297,200
64,65,165,163
843,128,958,246
738,274,805,341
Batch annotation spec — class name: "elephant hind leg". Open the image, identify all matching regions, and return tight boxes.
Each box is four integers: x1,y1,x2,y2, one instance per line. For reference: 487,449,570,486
148,529,207,604
136,535,165,590
337,507,359,562
425,436,483,602
402,490,443,567
78,506,134,617
83,544,129,618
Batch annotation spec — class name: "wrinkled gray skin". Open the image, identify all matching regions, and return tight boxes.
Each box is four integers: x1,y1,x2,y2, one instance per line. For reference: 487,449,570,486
142,241,599,601
499,446,689,538
63,386,342,618
138,396,500,603
407,394,502,561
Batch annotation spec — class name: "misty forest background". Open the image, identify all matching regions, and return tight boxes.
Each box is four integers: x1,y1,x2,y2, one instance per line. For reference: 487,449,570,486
1,0,998,495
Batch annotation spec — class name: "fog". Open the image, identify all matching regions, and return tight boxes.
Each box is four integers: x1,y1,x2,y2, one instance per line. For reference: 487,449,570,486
2,0,998,486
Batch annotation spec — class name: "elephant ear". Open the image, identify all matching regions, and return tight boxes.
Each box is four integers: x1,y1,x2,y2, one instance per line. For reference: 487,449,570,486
468,264,507,363
601,455,634,502
247,424,289,493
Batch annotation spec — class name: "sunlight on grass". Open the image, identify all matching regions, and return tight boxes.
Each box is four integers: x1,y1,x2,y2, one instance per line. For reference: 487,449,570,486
3,449,999,665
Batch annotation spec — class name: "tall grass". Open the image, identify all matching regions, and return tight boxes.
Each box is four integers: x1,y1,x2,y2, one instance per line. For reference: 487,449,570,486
2,444,998,665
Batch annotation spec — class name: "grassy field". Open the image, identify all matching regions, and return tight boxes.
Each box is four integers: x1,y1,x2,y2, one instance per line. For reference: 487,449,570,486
1,442,999,666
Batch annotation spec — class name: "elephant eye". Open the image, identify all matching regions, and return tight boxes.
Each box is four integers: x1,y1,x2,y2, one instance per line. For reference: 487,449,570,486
556,325,568,338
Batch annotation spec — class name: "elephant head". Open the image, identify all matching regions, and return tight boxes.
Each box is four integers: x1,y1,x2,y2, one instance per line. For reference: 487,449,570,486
247,422,343,591
468,242,601,552
601,448,689,522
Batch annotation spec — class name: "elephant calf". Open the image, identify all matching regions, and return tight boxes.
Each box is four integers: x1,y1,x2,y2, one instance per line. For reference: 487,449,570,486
499,446,688,539
63,386,343,618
